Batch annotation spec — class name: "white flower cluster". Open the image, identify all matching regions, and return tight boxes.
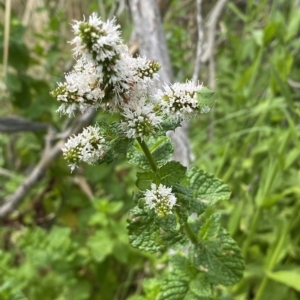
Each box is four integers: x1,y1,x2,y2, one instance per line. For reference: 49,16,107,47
62,125,106,172
144,183,177,217
71,14,122,63
52,13,161,116
120,98,162,139
155,81,203,120
53,59,105,117
53,14,213,171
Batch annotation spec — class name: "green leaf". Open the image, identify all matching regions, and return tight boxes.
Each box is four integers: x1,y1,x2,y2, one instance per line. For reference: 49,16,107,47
159,118,182,133
87,230,114,262
159,255,212,300
189,199,207,216
158,161,187,186
159,275,189,300
286,8,300,41
172,184,193,205
170,254,196,281
127,207,165,253
187,168,231,206
111,137,133,155
267,269,300,292
161,231,189,249
127,137,174,170
263,22,280,45
196,87,215,113
190,229,244,286
198,213,221,241
157,214,177,232
136,172,157,190
171,184,193,220
189,273,212,299
136,161,186,191
127,206,189,252
94,121,133,164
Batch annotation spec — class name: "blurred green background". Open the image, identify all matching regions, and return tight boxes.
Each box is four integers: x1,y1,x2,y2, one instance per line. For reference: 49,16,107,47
0,0,300,299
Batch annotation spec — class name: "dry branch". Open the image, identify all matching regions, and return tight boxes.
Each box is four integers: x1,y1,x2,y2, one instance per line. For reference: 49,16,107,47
192,0,203,83
129,0,193,167
201,0,228,64
0,109,97,219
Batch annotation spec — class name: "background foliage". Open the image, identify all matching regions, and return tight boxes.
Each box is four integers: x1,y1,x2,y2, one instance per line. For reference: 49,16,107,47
0,0,300,299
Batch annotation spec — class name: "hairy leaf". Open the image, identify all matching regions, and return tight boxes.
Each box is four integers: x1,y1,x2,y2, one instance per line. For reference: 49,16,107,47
190,229,244,286
136,172,157,190
159,255,212,300
96,121,133,163
159,275,189,300
157,214,177,232
162,231,189,249
186,168,231,206
136,161,186,190
127,207,165,253
158,161,187,186
189,273,212,299
198,213,221,241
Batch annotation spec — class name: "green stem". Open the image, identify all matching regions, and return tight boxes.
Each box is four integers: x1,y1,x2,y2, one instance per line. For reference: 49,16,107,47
137,138,157,173
137,139,198,245
175,209,198,244
185,222,198,244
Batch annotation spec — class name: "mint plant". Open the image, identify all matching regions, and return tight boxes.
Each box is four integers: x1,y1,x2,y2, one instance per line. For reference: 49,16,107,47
51,13,244,298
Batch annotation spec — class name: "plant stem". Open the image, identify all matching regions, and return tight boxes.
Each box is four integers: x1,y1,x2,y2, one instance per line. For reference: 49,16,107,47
137,138,199,245
137,138,157,172
175,209,198,244
185,221,198,244
137,138,198,244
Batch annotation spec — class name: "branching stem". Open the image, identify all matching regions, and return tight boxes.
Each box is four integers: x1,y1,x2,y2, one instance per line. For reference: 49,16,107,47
137,138,198,245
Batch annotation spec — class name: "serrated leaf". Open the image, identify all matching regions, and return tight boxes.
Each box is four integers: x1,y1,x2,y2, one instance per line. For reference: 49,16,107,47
136,162,186,191
157,214,177,232
187,168,231,206
95,121,133,164
196,87,215,113
162,231,189,249
136,172,156,190
127,137,174,170
189,199,207,216
111,137,133,155
160,256,212,300
198,213,221,241
127,207,164,253
189,273,212,298
172,184,193,205
159,275,189,300
158,161,187,186
170,254,196,280
190,229,244,286
171,184,193,223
